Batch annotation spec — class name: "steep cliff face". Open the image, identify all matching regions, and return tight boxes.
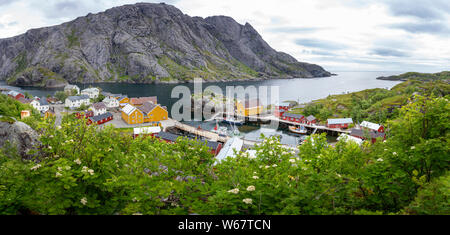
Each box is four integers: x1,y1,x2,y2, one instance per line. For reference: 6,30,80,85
0,3,331,87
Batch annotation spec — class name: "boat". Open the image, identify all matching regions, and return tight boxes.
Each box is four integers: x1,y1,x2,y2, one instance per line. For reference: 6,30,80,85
289,125,308,134
212,121,228,136
222,116,244,126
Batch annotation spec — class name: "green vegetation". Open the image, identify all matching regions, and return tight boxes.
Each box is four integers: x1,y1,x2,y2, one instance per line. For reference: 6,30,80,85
0,94,41,127
0,93,448,215
67,28,80,48
289,80,450,124
379,71,450,82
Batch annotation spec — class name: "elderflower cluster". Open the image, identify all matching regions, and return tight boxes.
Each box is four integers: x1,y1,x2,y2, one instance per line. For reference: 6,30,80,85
242,198,253,204
30,164,42,171
81,166,95,175
227,188,239,194
80,197,87,205
252,175,259,180
246,186,255,191
74,159,82,165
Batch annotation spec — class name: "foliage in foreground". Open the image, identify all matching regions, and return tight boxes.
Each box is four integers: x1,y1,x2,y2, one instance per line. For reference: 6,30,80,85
0,95,448,215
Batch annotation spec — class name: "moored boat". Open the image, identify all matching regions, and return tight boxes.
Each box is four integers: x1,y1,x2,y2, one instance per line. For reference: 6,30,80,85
289,125,308,134
222,116,244,126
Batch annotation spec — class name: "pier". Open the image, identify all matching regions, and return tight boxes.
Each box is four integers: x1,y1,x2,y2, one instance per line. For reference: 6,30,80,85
205,112,351,135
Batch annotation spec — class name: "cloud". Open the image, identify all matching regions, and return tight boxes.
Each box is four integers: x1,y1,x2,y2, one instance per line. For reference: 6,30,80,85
370,48,409,57
294,38,348,50
383,0,450,20
388,21,450,35
266,26,326,34
0,0,13,6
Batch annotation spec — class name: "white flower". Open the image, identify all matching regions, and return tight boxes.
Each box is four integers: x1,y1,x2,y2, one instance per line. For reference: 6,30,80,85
81,166,88,173
384,149,388,151
65,166,71,170
48,146,52,150
248,155,256,160
227,188,239,194
377,158,384,162
265,165,270,169
30,164,42,171
247,185,255,191
393,152,397,155
289,159,296,163
88,169,94,175
336,173,342,178
74,159,81,165
268,151,273,155
272,164,277,167
243,198,253,204
411,146,416,150
80,197,87,205
55,172,62,177
57,125,62,130
58,167,62,171
252,176,259,179
132,212,143,215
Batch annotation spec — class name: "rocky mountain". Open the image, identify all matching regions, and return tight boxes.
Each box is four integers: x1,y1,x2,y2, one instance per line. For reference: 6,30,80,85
377,71,450,82
0,120,40,158
0,3,331,87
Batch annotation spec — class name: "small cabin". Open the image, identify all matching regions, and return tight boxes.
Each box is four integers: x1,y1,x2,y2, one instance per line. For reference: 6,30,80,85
360,121,385,133
282,112,305,123
87,112,113,125
305,115,317,125
133,126,161,138
327,118,353,129
350,128,386,144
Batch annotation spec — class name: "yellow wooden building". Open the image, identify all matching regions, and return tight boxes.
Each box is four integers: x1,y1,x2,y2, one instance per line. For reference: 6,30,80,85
138,102,168,123
117,96,129,107
236,99,263,116
121,104,144,124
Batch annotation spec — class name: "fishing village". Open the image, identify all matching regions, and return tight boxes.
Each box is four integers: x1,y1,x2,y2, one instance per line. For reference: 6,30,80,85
1,83,387,163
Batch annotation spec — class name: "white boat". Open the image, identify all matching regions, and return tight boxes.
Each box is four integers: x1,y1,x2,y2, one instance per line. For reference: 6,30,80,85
222,116,244,126
212,121,228,136
289,125,308,134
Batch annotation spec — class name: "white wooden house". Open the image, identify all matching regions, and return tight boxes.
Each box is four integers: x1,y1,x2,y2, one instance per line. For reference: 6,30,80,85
65,95,91,109
90,102,107,116
64,84,80,95
103,96,119,108
80,87,100,99
30,98,50,113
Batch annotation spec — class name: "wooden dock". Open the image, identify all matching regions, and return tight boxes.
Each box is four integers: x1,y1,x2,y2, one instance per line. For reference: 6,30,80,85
205,112,351,134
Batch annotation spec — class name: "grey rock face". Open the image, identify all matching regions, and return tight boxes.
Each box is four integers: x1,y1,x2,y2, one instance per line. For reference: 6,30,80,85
0,121,40,157
0,3,331,87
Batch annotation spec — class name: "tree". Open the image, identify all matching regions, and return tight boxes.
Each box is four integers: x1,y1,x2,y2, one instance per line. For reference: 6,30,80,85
55,91,68,102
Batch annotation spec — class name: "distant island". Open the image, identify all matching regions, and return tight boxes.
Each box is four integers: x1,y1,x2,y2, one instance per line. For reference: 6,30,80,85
0,3,331,88
377,71,450,82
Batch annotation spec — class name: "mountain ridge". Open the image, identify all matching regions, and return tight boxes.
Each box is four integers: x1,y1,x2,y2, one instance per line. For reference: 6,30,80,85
0,2,331,88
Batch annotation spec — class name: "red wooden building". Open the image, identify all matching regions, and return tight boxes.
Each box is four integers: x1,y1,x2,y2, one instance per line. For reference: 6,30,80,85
360,121,385,133
327,118,353,129
350,128,386,144
87,112,113,125
305,115,317,125
281,112,305,123
8,91,24,100
274,102,291,117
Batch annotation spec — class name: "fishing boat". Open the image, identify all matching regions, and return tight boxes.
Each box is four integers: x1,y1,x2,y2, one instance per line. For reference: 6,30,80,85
289,125,308,134
212,121,228,136
222,116,244,126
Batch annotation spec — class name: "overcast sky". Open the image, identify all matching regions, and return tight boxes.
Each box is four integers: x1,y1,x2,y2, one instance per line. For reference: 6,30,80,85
0,0,449,72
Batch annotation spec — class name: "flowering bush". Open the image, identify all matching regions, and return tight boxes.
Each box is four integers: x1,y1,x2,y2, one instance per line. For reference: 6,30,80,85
0,95,448,215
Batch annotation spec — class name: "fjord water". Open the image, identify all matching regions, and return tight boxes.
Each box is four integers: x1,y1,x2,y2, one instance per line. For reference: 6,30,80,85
1,71,403,146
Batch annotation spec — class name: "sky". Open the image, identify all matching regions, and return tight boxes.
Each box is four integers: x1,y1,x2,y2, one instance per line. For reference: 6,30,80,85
0,0,449,72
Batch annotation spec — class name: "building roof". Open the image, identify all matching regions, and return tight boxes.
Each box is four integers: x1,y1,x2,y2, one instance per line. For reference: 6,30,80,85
360,121,381,131
350,128,385,139
282,112,304,119
196,139,221,150
65,84,79,90
327,118,353,125
277,102,291,107
121,104,138,115
92,102,107,110
117,95,128,101
89,112,113,122
130,97,158,106
337,134,364,145
306,115,316,122
67,95,90,101
215,137,244,163
156,131,181,142
133,126,161,135
8,90,21,97
137,101,157,114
